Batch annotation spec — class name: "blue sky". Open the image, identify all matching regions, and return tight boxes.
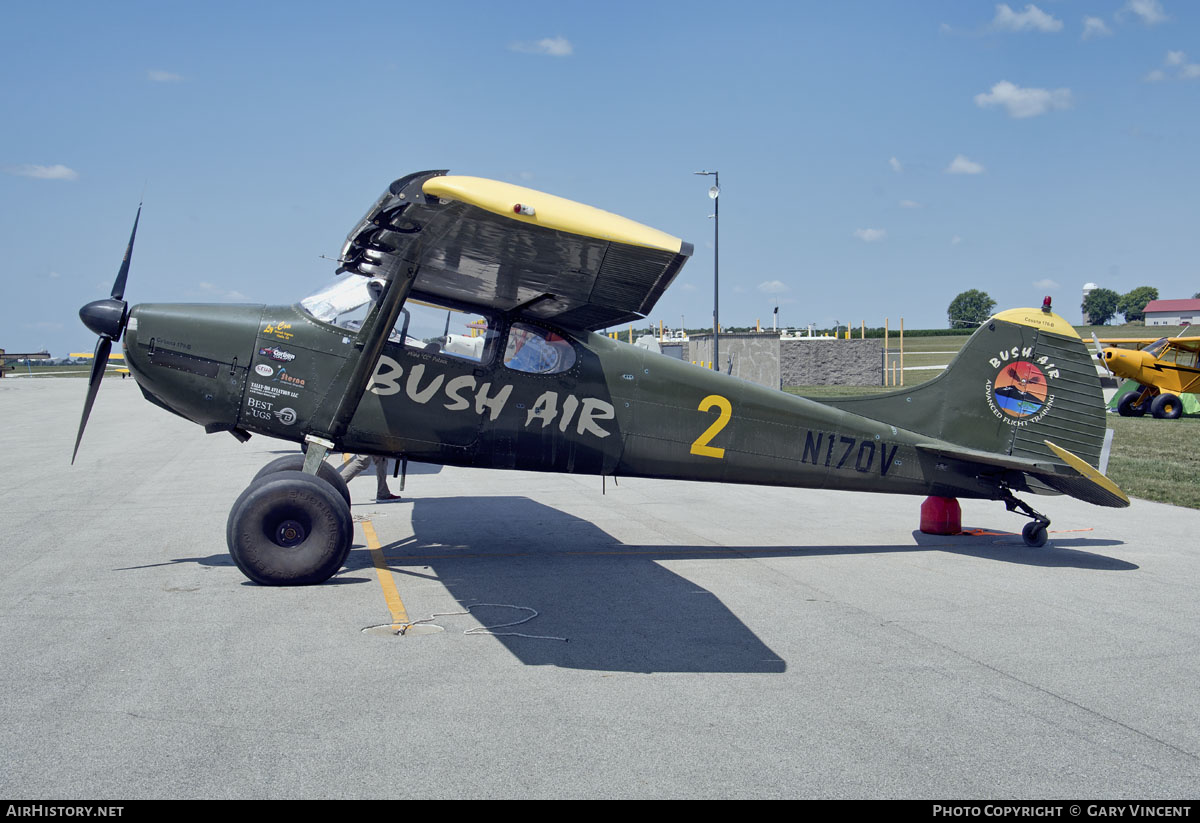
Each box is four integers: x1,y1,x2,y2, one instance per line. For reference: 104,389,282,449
3,0,1198,355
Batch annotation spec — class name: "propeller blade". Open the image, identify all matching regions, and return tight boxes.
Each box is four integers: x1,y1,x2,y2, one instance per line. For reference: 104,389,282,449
71,336,112,464
1091,333,1113,375
111,204,141,301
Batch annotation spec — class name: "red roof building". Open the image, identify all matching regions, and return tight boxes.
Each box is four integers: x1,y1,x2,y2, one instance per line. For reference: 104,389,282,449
1143,299,1200,326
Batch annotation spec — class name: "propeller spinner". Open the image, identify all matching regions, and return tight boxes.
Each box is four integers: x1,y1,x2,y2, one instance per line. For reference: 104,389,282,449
72,205,141,464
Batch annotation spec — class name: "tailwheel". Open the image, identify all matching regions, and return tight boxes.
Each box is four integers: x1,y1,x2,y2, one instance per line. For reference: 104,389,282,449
1000,486,1052,548
1021,521,1048,548
226,470,353,585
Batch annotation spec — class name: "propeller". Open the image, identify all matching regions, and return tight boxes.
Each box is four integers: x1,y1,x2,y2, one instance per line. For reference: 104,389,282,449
72,205,140,464
1091,333,1113,376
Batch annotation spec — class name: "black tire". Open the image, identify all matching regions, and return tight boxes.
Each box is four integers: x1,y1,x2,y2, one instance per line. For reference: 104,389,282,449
1117,392,1147,418
1022,521,1048,548
1151,393,1183,420
253,454,351,508
226,470,353,585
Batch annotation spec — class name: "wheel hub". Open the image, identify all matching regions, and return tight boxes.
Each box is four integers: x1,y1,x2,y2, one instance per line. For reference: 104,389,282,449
275,519,307,547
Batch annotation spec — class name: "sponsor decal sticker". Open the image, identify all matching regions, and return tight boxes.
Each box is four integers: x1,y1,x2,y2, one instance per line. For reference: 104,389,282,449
254,364,274,377
258,346,296,362
249,381,300,400
263,321,294,341
272,368,306,389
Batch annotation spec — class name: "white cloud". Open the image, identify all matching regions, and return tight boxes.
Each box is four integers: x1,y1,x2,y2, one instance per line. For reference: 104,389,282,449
148,69,182,83
1145,69,1167,82
509,36,573,57
974,80,1071,118
899,200,921,209
1182,64,1200,79
946,155,985,175
1166,50,1186,66
854,228,887,243
46,271,61,279
889,156,902,173
991,4,1063,33
757,280,789,294
950,235,964,245
4,164,78,181
1082,17,1112,39
1033,278,1060,290
1123,0,1168,25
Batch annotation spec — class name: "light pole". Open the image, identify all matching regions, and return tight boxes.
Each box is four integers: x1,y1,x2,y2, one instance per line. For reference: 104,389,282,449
694,170,719,370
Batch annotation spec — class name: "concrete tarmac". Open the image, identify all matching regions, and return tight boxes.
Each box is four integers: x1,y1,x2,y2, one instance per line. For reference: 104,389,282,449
2,377,1199,799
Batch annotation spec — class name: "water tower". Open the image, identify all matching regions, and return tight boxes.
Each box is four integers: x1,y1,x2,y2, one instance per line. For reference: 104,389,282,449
1081,282,1098,324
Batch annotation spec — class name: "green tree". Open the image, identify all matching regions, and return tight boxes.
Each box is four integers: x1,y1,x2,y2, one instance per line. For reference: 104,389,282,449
947,289,997,329
1118,286,1158,323
1083,287,1121,325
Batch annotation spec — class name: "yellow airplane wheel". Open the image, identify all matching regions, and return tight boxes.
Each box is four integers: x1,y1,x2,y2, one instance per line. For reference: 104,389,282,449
1151,393,1183,420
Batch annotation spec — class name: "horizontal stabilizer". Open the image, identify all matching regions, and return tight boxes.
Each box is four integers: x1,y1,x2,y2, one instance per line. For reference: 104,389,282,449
916,439,1129,509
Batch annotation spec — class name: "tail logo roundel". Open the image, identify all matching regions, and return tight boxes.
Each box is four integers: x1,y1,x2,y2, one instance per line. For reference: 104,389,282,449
992,361,1048,418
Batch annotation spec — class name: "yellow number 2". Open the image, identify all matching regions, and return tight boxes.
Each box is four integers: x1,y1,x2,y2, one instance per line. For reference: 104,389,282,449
690,394,732,459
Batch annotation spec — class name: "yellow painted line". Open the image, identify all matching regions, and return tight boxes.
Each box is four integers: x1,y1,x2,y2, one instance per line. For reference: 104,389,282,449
363,520,409,630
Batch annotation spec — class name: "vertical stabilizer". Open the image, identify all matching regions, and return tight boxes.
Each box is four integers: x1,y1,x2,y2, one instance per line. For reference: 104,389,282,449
822,308,1108,468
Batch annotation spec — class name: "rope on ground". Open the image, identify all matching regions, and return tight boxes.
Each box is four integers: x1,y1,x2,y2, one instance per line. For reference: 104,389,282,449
403,603,568,642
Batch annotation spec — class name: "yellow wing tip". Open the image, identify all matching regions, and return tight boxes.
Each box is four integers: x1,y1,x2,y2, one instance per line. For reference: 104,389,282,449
423,175,684,253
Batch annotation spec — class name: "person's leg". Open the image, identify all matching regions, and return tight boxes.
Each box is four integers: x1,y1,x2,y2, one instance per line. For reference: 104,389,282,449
373,457,401,501
340,454,371,481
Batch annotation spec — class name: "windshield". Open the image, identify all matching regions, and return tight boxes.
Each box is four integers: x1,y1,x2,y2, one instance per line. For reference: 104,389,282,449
299,274,496,363
299,274,377,327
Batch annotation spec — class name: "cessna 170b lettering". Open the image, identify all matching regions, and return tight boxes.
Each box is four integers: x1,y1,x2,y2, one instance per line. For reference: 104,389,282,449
74,169,1128,586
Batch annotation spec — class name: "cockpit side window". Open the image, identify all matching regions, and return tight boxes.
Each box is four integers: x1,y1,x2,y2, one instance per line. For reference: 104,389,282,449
503,323,577,374
400,299,496,365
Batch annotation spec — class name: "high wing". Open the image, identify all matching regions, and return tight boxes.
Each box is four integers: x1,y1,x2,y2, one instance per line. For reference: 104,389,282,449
337,170,693,331
1095,336,1200,354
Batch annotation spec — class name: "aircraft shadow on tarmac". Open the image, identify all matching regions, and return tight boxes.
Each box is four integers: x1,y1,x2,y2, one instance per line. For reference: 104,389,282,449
336,495,1137,674
149,495,1135,675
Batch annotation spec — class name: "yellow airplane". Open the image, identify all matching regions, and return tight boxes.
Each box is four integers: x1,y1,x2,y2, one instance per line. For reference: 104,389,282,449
70,350,130,377
1093,335,1200,419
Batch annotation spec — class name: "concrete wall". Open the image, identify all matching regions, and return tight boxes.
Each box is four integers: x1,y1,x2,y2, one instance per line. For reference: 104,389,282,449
675,335,884,389
687,333,781,390
780,339,882,387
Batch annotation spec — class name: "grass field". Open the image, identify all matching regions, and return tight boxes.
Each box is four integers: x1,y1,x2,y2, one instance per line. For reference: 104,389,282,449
1,364,120,379
1105,414,1200,509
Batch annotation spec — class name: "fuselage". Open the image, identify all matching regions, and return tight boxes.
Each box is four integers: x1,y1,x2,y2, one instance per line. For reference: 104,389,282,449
123,299,997,502
1101,345,1200,395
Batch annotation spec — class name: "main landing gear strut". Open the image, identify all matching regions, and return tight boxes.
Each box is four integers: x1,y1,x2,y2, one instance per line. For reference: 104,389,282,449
1000,486,1051,548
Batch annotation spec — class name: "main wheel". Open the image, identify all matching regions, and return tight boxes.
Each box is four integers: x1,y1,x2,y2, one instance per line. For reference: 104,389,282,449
226,470,354,585
1117,392,1147,418
253,453,351,507
1022,521,1048,548
1151,393,1183,420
